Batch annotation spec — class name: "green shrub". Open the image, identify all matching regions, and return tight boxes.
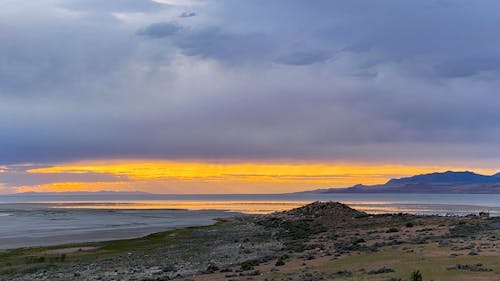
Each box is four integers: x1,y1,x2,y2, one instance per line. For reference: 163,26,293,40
25,256,45,264
240,261,254,271
405,222,414,228
275,259,285,266
386,227,399,233
410,270,423,281
275,254,289,266
206,264,219,273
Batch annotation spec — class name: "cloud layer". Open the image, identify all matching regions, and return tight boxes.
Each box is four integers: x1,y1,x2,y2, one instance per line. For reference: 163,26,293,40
1,0,500,170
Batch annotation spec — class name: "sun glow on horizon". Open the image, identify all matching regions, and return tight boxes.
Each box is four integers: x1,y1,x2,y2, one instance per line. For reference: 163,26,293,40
12,160,497,194
16,182,129,193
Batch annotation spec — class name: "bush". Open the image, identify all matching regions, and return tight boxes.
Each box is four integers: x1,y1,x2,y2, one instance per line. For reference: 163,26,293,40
386,227,400,233
354,238,366,244
25,256,45,264
410,270,423,281
405,222,414,228
206,264,219,273
275,259,285,266
240,261,254,271
367,267,394,275
275,254,289,266
162,264,176,272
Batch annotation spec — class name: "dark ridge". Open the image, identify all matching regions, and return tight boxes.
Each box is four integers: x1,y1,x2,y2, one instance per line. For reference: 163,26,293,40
387,171,499,185
307,171,500,194
282,201,366,219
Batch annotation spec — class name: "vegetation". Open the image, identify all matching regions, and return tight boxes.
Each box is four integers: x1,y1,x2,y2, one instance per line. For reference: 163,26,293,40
2,202,498,281
0,223,222,278
311,243,500,281
240,260,255,271
386,227,400,233
410,270,423,281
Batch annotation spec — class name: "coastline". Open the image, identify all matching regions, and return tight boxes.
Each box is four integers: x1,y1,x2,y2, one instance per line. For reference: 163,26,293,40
0,208,237,250
2,196,500,250
1,201,499,281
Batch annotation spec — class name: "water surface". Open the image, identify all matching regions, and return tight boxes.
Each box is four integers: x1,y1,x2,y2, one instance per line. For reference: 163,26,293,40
1,193,498,249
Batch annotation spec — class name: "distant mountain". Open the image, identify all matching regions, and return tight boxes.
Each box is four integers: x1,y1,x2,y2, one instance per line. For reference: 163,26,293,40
386,171,500,185
310,171,500,194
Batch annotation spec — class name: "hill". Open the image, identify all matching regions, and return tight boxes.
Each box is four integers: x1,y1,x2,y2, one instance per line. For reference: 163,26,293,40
312,171,500,194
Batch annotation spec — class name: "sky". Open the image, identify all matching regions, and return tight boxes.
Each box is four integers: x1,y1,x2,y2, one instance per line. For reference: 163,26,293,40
0,0,499,194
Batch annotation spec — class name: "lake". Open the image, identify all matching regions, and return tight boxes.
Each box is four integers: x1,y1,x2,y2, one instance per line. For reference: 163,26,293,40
0,193,499,248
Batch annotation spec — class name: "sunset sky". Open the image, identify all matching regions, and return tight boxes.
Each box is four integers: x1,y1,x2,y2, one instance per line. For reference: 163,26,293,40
1,0,499,193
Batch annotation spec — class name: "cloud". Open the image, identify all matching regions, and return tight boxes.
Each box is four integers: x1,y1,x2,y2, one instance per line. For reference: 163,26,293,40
1,0,500,172
137,22,183,38
435,57,500,78
63,0,167,13
274,50,333,66
0,164,127,189
180,11,196,18
173,27,272,62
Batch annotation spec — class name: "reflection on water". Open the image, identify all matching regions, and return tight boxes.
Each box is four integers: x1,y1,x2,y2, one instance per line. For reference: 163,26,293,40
2,193,500,216
49,200,500,216
1,195,498,249
53,201,311,214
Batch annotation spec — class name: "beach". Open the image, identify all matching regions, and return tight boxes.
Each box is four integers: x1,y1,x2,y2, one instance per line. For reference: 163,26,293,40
0,206,235,249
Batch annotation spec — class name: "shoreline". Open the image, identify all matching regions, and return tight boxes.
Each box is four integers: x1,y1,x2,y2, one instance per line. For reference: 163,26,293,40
0,225,210,250
0,208,238,250
1,200,500,250
1,202,499,280
0,209,495,251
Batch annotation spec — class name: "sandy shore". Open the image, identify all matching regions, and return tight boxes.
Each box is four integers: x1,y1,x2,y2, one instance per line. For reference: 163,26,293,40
0,226,198,249
0,207,236,249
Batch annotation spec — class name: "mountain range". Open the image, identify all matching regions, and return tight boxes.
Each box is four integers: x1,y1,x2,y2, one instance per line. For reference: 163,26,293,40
311,171,500,194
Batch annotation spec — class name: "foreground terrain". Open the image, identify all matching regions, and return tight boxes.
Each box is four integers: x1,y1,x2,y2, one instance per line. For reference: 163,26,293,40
0,202,499,281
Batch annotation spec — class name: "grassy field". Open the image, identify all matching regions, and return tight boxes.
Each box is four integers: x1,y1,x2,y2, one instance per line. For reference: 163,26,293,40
315,243,499,280
0,224,214,277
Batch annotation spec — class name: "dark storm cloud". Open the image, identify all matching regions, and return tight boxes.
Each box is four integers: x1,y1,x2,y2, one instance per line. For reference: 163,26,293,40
1,0,500,169
0,21,135,96
180,12,196,18
274,51,333,66
175,27,276,63
137,22,183,38
435,57,500,78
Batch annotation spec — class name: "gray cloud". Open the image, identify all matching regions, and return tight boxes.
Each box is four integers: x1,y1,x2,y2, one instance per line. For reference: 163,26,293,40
175,27,277,63
0,165,127,187
435,57,500,78
274,51,333,66
0,0,500,169
180,12,197,18
137,22,183,38
63,0,167,13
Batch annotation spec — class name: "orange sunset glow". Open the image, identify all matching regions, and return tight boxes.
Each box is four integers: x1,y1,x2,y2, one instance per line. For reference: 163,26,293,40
17,160,497,194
